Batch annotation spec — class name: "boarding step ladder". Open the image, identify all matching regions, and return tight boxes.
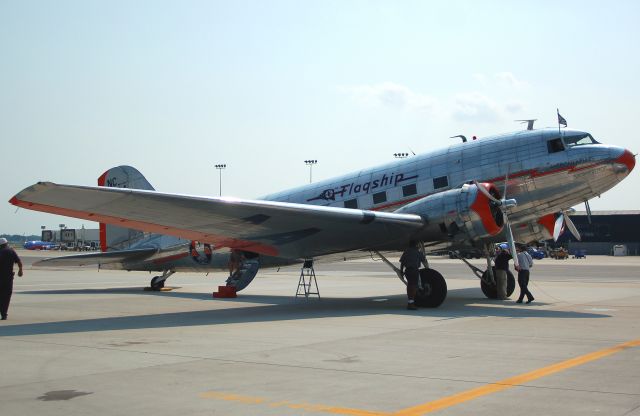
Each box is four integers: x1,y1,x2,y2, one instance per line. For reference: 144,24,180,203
296,259,320,299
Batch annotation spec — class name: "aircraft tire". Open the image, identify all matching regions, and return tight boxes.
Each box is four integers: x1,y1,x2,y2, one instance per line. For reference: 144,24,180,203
481,268,515,299
415,268,447,308
150,276,165,290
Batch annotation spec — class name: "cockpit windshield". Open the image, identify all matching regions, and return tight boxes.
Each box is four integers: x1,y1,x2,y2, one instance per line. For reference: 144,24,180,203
564,133,599,147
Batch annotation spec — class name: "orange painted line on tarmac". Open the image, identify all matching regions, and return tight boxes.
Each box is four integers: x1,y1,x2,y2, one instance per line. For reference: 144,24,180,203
198,339,640,416
393,338,640,416
199,390,389,416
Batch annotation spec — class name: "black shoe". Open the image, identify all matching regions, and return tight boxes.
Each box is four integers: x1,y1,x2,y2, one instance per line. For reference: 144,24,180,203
526,297,534,304
407,303,418,310
516,299,523,304
1,316,6,320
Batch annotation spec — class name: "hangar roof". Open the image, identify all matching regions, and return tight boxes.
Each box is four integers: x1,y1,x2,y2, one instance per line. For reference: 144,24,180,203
573,210,640,216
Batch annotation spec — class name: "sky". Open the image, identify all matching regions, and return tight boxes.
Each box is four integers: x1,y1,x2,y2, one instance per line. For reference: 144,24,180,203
1,0,639,235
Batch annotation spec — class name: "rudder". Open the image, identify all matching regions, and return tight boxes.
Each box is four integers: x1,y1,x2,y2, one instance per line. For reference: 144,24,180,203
98,166,155,251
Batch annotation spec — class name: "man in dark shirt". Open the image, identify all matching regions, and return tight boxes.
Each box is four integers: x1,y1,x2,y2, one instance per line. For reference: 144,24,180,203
0,238,23,320
494,245,512,300
400,240,425,310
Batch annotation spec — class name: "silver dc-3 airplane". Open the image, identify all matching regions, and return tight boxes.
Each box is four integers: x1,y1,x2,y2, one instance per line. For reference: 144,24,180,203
10,122,636,307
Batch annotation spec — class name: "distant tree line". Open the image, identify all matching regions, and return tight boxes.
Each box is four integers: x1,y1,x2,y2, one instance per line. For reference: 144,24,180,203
0,234,40,243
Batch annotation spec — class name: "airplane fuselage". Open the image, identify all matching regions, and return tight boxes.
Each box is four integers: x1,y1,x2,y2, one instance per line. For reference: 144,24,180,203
264,128,633,234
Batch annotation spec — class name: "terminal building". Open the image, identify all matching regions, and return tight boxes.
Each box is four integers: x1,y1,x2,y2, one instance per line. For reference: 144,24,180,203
41,227,100,250
556,210,640,256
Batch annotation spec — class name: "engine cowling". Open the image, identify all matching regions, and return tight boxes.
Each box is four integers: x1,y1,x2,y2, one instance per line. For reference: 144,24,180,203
395,183,504,242
511,213,555,244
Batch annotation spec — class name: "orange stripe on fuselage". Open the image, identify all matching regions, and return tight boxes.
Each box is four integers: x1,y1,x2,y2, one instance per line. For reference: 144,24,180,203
370,159,616,213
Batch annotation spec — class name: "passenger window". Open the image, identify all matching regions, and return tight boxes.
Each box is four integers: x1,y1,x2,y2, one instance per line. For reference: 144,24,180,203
433,176,448,189
372,191,387,204
344,199,358,209
547,138,565,153
402,183,417,197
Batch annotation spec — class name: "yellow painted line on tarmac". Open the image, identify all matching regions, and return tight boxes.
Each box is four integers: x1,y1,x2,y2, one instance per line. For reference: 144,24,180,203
200,338,640,416
393,338,640,416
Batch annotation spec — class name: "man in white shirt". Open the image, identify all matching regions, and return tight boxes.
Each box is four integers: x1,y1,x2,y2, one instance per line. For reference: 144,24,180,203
515,244,534,304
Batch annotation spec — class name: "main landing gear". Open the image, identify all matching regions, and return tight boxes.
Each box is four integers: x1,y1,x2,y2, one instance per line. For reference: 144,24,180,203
415,268,447,308
374,248,447,308
452,248,515,299
150,270,175,291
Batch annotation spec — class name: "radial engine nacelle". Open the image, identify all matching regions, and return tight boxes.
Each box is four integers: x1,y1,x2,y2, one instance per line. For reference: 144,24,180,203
395,183,504,243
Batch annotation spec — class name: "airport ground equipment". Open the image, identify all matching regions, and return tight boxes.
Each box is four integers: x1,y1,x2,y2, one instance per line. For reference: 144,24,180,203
296,259,320,299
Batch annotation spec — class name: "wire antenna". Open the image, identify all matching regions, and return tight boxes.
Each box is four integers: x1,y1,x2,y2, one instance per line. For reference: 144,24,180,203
450,135,467,143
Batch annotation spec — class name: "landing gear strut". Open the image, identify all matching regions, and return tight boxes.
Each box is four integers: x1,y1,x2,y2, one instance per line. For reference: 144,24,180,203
452,246,515,299
150,270,175,291
373,247,448,308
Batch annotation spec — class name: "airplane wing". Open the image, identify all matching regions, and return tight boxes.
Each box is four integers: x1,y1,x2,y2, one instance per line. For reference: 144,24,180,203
33,247,158,267
11,182,425,259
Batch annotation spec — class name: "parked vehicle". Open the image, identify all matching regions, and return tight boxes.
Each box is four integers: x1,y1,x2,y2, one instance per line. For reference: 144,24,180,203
549,247,569,260
23,241,58,250
573,249,587,259
527,247,546,260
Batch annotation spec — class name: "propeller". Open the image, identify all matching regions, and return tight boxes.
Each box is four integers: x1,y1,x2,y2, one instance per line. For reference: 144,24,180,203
474,174,520,268
553,209,581,241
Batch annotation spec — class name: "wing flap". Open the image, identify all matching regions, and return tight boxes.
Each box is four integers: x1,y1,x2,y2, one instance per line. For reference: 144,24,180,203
11,182,425,259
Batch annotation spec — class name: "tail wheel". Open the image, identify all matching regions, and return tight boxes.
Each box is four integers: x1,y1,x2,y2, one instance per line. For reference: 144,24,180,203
480,268,515,299
415,269,447,308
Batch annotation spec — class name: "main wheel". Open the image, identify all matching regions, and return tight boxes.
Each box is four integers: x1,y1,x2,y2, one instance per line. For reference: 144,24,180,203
150,276,165,290
481,268,515,299
414,269,447,308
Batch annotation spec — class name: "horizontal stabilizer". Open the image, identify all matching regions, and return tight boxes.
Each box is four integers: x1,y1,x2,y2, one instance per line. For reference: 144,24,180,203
33,247,158,267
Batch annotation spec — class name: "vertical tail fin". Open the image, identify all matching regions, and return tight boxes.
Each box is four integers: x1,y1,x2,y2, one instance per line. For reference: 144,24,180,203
97,166,155,251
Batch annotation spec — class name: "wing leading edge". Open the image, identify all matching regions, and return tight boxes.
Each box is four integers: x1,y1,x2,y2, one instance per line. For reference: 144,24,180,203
11,182,425,259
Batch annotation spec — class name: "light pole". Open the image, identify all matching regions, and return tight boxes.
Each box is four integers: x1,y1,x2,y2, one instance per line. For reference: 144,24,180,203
215,164,226,196
59,224,65,244
304,160,317,183
394,152,409,159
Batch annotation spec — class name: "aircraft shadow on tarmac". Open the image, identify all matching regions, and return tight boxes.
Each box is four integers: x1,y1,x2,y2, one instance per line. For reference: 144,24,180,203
1,287,609,337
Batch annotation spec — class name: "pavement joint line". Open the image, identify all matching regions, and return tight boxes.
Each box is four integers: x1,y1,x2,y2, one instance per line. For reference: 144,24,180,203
198,338,640,416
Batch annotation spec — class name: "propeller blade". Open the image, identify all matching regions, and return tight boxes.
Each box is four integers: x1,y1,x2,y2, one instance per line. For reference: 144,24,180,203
473,181,501,204
564,214,582,241
505,220,520,269
553,214,565,241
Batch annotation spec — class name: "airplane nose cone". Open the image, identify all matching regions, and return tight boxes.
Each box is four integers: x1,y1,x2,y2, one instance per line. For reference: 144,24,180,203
616,149,636,173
